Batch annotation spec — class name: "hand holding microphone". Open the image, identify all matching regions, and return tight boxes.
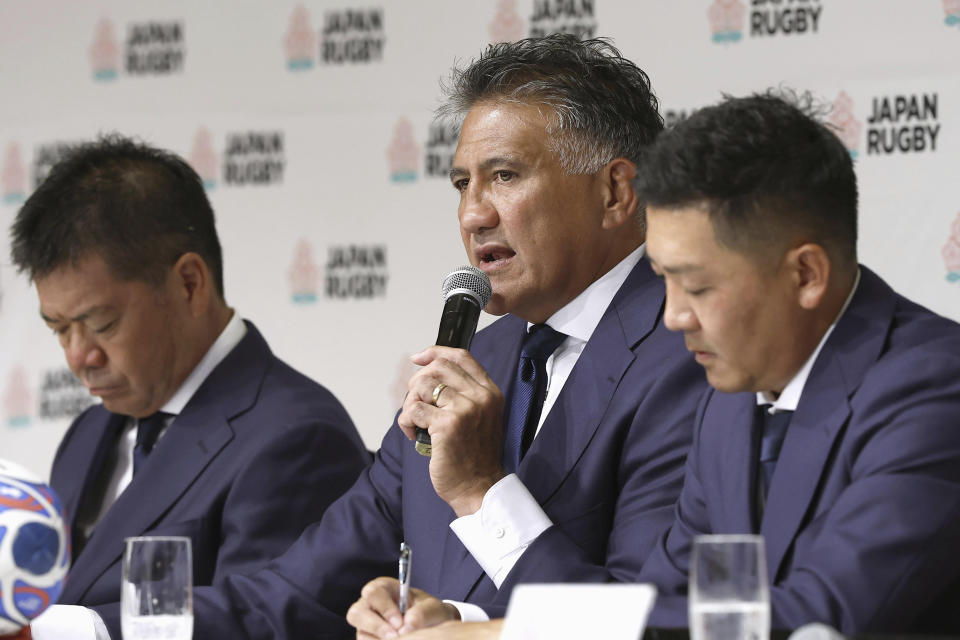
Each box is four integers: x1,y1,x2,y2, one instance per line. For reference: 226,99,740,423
398,266,505,517
413,266,492,456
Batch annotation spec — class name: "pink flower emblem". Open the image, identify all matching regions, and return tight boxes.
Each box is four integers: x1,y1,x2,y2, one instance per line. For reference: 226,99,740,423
387,118,420,181
89,18,119,75
943,239,960,273
285,5,316,68
2,143,26,198
188,128,218,186
708,0,746,35
829,92,862,153
489,0,526,44
4,366,33,424
289,238,319,302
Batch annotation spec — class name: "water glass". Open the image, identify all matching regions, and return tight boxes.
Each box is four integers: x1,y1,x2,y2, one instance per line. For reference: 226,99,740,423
689,534,769,640
121,536,193,640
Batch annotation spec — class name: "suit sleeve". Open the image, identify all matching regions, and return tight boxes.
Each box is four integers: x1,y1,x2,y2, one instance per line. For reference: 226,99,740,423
637,390,713,629
189,422,409,640
767,349,960,633
489,352,707,611
212,414,370,580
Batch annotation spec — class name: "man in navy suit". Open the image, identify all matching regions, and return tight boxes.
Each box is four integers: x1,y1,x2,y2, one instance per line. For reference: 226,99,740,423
8,136,370,639
636,93,960,634
188,35,707,639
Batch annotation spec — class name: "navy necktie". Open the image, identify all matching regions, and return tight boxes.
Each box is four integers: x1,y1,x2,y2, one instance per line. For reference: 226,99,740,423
133,412,170,476
756,407,793,512
502,324,567,474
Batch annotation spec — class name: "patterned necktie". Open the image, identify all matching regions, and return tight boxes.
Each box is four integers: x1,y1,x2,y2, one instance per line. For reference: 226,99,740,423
756,407,793,515
133,412,170,476
502,324,567,474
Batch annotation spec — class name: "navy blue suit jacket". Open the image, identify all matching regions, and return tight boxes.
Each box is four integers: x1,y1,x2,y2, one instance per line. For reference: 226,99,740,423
640,267,960,634
193,257,708,639
51,321,370,637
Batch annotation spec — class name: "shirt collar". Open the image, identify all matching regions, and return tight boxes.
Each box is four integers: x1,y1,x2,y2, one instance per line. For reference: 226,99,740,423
528,245,645,343
757,269,861,412
160,311,247,415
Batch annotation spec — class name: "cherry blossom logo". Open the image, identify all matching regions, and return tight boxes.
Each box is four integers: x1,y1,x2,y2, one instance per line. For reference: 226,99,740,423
285,4,317,70
387,117,419,183
289,238,320,304
188,128,218,190
490,0,526,43
829,91,863,159
90,17,120,81
2,143,27,205
709,0,746,43
4,366,33,428
943,212,960,283
945,0,960,26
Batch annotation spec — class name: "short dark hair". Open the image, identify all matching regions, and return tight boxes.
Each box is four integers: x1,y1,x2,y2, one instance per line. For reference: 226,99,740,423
636,92,858,267
10,134,224,296
438,34,663,176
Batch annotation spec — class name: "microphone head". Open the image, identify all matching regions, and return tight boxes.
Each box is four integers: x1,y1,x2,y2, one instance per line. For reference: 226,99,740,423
441,266,492,308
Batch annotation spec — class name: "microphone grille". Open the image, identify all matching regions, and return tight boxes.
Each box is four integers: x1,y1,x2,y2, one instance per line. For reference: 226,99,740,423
441,266,492,308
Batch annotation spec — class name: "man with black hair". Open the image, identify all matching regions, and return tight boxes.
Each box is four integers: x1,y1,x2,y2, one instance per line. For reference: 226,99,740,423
10,135,370,639
637,93,960,634
189,34,707,640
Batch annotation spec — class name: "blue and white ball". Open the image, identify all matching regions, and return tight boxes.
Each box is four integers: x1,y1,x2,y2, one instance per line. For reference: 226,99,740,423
0,459,70,633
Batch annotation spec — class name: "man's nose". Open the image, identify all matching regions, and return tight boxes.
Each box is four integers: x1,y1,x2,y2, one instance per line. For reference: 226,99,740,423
64,328,107,373
459,184,498,235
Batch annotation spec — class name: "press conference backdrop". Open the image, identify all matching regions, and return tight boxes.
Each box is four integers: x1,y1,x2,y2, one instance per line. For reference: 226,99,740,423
1,0,958,478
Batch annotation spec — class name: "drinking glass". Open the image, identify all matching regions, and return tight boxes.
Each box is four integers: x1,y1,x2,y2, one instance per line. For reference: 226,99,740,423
121,536,193,640
689,534,769,640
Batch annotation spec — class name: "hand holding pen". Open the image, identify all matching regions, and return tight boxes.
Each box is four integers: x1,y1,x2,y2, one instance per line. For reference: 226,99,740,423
398,542,411,615
345,545,460,638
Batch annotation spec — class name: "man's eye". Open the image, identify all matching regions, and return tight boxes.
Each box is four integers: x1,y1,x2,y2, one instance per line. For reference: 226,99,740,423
94,320,116,334
496,170,515,182
686,288,709,297
452,179,468,192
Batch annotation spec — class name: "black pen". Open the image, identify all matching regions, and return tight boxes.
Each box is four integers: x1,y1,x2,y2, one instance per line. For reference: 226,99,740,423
398,542,411,615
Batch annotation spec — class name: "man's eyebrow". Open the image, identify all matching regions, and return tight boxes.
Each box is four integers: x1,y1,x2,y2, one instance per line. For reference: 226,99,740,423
661,264,703,274
449,156,524,182
648,257,703,275
40,305,113,324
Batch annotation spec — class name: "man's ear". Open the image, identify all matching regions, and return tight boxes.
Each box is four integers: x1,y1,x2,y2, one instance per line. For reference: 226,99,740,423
787,243,831,310
600,158,640,230
170,252,212,317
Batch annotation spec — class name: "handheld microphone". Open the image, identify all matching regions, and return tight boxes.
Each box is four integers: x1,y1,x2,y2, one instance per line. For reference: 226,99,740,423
414,266,492,456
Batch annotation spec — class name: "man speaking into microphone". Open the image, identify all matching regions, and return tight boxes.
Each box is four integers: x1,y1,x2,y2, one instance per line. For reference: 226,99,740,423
192,34,707,639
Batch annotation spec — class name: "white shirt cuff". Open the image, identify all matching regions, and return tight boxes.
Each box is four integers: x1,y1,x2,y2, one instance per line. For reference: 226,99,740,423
443,600,491,623
30,605,110,640
449,473,553,587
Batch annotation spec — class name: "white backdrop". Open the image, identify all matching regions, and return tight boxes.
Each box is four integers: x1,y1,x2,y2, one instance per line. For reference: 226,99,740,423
1,0,958,479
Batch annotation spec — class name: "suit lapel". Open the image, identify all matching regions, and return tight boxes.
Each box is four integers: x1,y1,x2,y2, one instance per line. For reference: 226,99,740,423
60,410,127,538
707,393,759,534
521,257,662,506
759,367,850,578
63,322,271,602
760,267,894,579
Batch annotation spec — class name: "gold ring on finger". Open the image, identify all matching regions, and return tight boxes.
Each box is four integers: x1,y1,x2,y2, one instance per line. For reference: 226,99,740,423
431,382,448,406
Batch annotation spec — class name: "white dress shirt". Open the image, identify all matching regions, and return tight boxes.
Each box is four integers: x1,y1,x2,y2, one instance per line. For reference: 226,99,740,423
32,311,246,640
448,247,644,621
